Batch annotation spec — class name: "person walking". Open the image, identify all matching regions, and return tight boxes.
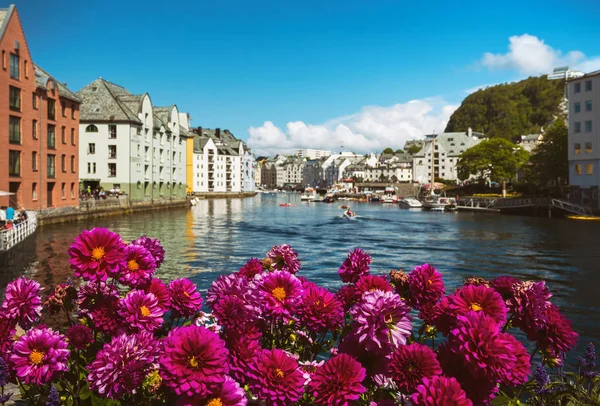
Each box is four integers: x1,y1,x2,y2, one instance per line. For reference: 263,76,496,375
5,206,14,221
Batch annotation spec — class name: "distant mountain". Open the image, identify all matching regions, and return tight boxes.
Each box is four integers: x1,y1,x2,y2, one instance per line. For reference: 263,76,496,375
445,76,565,139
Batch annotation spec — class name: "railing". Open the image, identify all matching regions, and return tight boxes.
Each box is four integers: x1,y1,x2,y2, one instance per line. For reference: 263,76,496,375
550,199,594,215
0,212,37,251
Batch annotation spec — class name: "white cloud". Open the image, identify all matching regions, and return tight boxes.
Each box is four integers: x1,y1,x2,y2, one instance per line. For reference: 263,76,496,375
481,34,600,75
247,98,458,156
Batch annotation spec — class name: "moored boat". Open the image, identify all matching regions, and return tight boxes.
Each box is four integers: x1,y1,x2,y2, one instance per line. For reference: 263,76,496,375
398,197,423,209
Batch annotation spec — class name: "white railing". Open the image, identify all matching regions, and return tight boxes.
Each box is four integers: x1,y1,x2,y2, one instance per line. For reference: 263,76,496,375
0,212,37,251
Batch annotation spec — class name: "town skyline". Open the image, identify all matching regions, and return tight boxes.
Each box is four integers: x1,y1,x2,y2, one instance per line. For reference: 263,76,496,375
9,0,600,156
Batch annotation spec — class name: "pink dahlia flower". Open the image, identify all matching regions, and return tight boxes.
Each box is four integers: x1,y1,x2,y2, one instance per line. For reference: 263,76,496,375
298,283,344,333
77,280,120,315
1,277,42,326
68,228,126,281
338,248,371,283
65,324,94,350
118,290,165,332
336,284,360,311
407,264,445,309
248,348,305,406
213,295,257,332
449,284,507,325
388,343,442,394
131,235,165,268
299,360,324,385
169,278,203,318
118,244,156,288
491,276,520,300
226,332,263,384
175,376,248,406
206,273,248,307
90,297,123,335
0,317,16,359
411,376,472,406
10,327,69,385
307,353,367,405
350,290,412,352
143,278,171,310
88,331,160,399
509,280,552,338
160,325,230,397
266,244,301,274
537,303,578,357
237,258,263,279
258,270,303,319
355,275,393,295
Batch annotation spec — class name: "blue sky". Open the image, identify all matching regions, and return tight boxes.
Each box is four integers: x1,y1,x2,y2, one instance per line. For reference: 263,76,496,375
13,0,600,155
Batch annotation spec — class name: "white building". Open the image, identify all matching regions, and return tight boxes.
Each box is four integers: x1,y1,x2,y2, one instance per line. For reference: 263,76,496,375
412,129,485,184
280,157,305,187
517,133,544,153
568,70,600,192
77,78,189,200
294,149,332,160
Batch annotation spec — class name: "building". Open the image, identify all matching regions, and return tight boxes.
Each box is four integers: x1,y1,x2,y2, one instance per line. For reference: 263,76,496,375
279,157,305,188
260,162,278,189
412,129,485,183
77,78,190,201
254,156,268,187
294,148,332,160
568,70,600,206
303,158,327,188
517,133,544,153
1,5,81,210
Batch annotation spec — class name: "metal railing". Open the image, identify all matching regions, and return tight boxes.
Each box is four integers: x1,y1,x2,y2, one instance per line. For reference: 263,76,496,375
0,212,37,251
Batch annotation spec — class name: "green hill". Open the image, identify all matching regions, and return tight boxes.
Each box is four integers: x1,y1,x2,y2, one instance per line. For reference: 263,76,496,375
445,75,565,139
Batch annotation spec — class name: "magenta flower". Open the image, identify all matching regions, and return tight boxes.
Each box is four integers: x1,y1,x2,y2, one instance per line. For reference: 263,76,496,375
336,284,360,311
175,376,248,406
160,325,230,397
537,304,578,358
213,295,257,332
206,273,248,307
307,353,366,405
350,290,412,352
65,324,94,350
237,258,263,279
411,376,472,406
298,283,344,333
88,331,160,399
77,280,120,315
131,235,165,268
226,332,263,384
90,297,122,335
338,248,371,283
258,270,303,319
491,276,520,300
143,278,171,310
68,228,126,281
388,343,442,394
509,280,552,338
10,327,69,385
118,244,156,288
1,277,42,326
248,348,305,406
118,290,164,332
266,244,301,274
449,284,507,325
0,317,16,359
355,274,393,295
407,264,445,309
169,278,203,318
299,360,324,385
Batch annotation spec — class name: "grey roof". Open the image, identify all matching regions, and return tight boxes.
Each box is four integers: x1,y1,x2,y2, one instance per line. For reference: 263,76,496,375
413,132,483,157
76,78,142,123
0,5,14,44
179,125,192,138
33,64,82,103
193,135,212,152
521,134,541,141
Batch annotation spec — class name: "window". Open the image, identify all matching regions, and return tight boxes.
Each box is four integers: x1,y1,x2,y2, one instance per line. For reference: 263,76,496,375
575,122,581,133
32,92,38,109
61,126,66,144
574,83,581,93
61,183,66,199
586,142,593,153
574,102,581,113
9,86,20,111
32,151,38,171
574,143,581,154
61,102,66,117
48,125,56,149
108,125,117,139
586,163,594,175
61,154,66,172
70,155,75,172
71,183,75,198
71,128,75,145
32,120,38,139
108,145,117,159
586,100,592,112
585,80,592,92
85,124,98,132
93,163,96,173
48,99,56,120
87,162,91,173
1,50,4,69
24,60,28,78
585,121,592,132
9,116,20,144
575,164,582,175
71,104,75,119
9,150,20,176
137,145,140,156
108,163,117,177
9,53,19,79
88,143,95,154
32,183,37,200
47,155,55,178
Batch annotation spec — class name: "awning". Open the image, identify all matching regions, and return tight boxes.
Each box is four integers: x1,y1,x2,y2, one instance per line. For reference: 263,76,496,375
0,191,15,196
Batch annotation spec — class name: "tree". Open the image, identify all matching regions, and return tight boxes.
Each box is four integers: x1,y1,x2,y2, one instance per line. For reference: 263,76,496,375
528,119,568,189
406,144,422,154
395,149,404,154
457,138,529,183
382,148,394,154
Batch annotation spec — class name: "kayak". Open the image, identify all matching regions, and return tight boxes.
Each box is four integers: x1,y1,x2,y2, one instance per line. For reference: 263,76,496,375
567,215,600,221
279,203,296,207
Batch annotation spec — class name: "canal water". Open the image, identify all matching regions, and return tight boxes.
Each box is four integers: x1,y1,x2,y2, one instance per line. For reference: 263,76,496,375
1,193,599,363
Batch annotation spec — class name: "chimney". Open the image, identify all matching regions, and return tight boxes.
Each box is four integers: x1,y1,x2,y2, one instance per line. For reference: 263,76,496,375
215,128,221,138
197,126,203,136
468,127,472,137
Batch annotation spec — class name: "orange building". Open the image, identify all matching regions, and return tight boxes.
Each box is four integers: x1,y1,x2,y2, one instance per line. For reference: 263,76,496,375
0,5,81,211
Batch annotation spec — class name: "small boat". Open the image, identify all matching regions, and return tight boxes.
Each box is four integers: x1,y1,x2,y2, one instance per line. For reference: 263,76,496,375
343,211,357,220
323,195,335,203
279,203,296,207
381,186,397,203
369,195,380,202
340,205,349,209
300,188,317,201
567,215,600,221
398,197,423,209
422,196,457,211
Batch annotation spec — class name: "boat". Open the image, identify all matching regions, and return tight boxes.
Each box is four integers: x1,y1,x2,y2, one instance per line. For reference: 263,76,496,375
369,195,380,202
323,195,335,203
279,203,296,207
381,186,398,203
398,197,423,209
567,215,600,221
422,196,457,211
300,188,317,201
0,211,37,251
343,212,357,220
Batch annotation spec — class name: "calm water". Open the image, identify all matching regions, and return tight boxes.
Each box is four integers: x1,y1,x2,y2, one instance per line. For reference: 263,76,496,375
1,193,599,362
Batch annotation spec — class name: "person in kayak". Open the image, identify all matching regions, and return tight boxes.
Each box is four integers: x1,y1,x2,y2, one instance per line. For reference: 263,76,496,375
346,207,355,217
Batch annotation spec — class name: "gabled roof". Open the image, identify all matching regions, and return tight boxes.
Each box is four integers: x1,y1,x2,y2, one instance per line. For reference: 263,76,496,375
0,5,15,44
76,78,142,123
33,64,82,103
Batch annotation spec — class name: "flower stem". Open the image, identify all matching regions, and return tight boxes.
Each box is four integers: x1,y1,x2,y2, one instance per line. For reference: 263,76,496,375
502,313,514,333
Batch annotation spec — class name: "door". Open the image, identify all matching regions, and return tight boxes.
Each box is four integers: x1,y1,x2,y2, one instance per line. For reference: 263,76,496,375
47,182,54,207
8,182,19,208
